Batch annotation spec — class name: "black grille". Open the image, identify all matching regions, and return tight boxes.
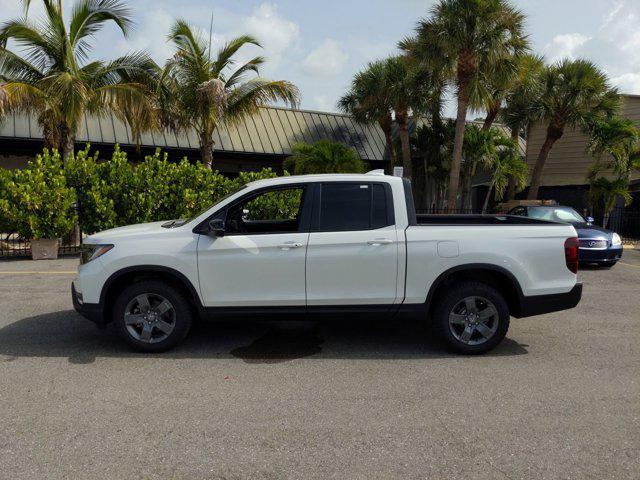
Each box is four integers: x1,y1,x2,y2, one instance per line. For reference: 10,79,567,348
579,239,607,249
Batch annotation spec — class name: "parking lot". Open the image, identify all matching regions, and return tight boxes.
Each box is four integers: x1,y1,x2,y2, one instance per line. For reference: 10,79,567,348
0,252,639,480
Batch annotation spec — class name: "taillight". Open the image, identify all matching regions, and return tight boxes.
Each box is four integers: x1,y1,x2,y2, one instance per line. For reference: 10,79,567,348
564,237,579,274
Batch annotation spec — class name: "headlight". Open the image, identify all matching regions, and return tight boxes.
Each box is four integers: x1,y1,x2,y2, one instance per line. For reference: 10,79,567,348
80,244,113,264
611,233,622,246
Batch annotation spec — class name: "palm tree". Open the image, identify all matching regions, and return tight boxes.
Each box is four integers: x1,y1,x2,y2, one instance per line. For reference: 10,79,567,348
401,0,527,210
384,55,430,183
527,59,620,199
411,120,454,210
587,116,639,174
283,140,365,175
459,124,500,210
500,54,544,199
585,116,640,226
339,61,397,174
587,169,633,228
481,135,528,212
160,21,299,169
0,0,156,160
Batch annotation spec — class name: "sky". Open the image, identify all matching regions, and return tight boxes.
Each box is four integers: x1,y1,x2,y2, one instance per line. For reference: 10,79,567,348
2,0,640,118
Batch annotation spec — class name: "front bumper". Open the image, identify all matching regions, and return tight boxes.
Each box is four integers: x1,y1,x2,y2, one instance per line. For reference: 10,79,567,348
579,246,623,263
72,283,105,327
516,283,583,318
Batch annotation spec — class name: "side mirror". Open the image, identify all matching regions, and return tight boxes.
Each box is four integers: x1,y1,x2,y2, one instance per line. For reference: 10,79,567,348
208,219,226,237
586,216,594,225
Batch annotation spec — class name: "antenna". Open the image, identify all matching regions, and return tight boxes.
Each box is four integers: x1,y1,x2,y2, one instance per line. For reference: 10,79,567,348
208,12,214,62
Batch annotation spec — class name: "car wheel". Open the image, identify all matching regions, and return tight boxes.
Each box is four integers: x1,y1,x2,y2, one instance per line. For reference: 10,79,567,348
432,281,510,355
113,281,192,353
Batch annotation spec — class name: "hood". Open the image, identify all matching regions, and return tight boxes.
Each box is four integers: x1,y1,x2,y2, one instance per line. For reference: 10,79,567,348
573,223,613,239
85,220,179,243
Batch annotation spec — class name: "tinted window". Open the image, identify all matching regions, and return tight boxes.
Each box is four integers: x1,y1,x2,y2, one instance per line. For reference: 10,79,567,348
371,184,388,229
318,183,392,231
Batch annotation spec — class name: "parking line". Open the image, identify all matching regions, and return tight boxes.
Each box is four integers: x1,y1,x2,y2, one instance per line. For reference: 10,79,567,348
0,271,76,275
618,262,640,269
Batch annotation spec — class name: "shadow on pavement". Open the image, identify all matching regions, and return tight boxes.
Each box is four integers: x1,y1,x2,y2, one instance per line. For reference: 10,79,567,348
0,310,528,364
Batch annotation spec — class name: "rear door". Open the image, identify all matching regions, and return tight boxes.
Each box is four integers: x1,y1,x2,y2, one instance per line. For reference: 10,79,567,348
305,182,399,306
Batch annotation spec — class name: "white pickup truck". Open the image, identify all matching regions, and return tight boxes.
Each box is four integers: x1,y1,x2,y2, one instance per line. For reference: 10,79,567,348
72,171,582,354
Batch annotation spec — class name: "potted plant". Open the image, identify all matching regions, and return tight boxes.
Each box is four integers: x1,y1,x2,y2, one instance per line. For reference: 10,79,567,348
1,150,77,260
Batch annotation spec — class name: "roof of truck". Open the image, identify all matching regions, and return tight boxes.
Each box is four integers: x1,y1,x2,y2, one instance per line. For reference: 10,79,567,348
246,170,399,187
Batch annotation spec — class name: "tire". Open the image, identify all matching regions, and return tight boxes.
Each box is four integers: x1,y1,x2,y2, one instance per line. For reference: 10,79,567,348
432,281,510,355
113,280,193,353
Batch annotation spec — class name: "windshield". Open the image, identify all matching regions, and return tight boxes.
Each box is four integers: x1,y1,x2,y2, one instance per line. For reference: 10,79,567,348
184,185,248,223
528,207,585,224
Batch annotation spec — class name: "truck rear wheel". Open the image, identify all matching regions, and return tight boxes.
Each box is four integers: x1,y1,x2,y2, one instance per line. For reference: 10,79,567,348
113,281,192,353
432,281,510,355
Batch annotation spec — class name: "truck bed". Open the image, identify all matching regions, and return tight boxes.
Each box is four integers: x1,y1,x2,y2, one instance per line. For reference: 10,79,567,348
415,214,558,226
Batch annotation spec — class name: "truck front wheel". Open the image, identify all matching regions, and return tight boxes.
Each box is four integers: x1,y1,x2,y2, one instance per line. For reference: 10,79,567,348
113,281,193,353
432,281,510,355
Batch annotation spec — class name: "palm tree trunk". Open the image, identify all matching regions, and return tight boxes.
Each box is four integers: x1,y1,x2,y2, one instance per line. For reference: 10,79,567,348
379,114,396,175
59,122,74,162
447,85,471,211
459,171,473,212
396,109,412,182
42,123,60,152
527,124,563,200
482,183,493,214
200,132,214,169
506,125,520,201
482,101,501,131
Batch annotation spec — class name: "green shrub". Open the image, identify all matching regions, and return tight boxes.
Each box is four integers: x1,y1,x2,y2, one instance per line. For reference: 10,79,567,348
65,146,118,234
0,145,301,236
0,168,12,232
1,150,76,240
62,145,288,233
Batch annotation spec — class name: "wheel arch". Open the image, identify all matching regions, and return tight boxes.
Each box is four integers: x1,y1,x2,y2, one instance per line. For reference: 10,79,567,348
100,266,203,324
425,264,525,317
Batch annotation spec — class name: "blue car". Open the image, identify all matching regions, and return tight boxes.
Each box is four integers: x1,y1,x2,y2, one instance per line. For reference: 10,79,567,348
508,205,623,267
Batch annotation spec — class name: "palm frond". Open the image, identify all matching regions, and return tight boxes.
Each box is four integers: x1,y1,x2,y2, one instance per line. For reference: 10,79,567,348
224,56,265,88
211,35,261,77
168,20,207,63
225,78,299,126
0,48,45,83
70,0,134,60
0,20,57,71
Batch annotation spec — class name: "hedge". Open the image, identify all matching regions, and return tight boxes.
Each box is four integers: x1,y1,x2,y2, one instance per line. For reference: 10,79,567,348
0,146,287,238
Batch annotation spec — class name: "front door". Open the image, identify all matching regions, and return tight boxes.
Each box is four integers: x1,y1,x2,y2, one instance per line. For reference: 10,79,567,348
197,185,310,307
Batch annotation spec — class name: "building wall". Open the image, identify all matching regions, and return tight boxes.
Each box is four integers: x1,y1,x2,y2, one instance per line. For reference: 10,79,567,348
525,95,640,186
0,154,30,170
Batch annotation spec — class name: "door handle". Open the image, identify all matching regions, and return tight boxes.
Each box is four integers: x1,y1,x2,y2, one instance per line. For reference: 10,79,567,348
278,242,303,250
367,238,393,246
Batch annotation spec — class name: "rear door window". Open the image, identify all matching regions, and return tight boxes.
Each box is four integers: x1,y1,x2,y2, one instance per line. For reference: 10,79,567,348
317,183,393,231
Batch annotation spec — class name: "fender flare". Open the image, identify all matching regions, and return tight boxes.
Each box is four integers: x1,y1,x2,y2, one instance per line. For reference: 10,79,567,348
99,265,203,310
424,263,525,312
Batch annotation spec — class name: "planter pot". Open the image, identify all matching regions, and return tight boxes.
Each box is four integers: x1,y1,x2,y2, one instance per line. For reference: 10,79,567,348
31,238,59,260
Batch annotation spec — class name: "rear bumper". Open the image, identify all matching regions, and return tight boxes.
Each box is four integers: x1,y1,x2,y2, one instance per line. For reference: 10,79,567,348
516,283,582,318
72,283,105,327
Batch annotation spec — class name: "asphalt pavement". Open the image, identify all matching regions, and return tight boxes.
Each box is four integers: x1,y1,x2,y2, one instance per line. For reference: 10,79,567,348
0,251,639,479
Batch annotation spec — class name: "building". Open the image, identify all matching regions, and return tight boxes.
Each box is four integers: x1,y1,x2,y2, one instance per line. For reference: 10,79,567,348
0,106,390,173
523,94,640,210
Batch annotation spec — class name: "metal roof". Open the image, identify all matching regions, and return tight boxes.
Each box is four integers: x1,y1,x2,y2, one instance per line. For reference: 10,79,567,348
0,106,389,162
